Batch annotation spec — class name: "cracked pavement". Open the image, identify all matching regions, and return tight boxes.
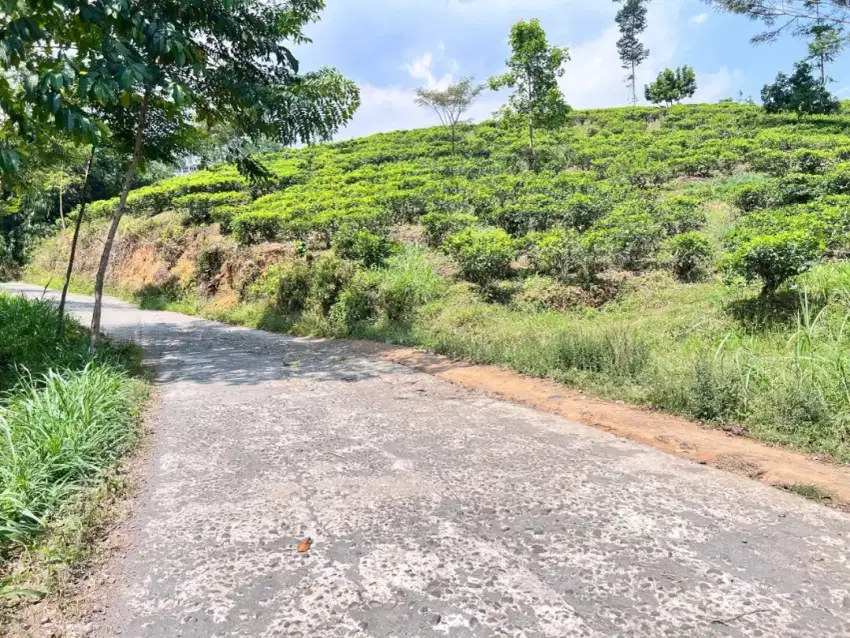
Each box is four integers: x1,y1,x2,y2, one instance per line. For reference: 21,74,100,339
4,283,850,637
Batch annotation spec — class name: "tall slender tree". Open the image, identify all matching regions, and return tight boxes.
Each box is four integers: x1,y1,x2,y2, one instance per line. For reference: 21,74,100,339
489,19,571,169
614,0,651,105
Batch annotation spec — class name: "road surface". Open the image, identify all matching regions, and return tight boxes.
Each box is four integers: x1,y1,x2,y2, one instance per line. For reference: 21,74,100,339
4,283,850,637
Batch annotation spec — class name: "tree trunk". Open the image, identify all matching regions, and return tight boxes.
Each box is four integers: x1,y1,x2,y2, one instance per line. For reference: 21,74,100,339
90,90,150,351
58,167,66,230
631,62,637,105
528,119,536,171
821,55,826,84
57,146,96,340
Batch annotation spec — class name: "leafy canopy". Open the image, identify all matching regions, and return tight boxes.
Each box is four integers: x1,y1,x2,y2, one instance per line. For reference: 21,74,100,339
645,67,698,106
489,19,571,132
414,78,485,152
704,0,850,43
0,0,361,181
761,61,839,118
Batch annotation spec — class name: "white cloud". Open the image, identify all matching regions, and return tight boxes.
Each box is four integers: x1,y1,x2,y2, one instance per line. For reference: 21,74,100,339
404,51,454,90
692,67,743,103
692,13,709,25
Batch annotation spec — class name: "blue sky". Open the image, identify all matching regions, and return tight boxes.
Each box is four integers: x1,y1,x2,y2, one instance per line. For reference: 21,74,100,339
294,0,846,139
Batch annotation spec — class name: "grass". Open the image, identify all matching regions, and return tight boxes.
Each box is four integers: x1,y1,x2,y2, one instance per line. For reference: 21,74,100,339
0,292,149,605
26,253,850,463
786,483,833,502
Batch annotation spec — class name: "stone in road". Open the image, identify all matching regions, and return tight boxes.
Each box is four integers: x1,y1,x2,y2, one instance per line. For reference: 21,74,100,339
5,283,850,637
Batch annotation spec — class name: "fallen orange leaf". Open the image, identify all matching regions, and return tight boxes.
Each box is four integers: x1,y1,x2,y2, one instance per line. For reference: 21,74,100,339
297,537,312,553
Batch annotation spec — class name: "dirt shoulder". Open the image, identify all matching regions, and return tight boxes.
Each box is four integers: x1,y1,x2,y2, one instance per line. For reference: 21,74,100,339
358,344,850,510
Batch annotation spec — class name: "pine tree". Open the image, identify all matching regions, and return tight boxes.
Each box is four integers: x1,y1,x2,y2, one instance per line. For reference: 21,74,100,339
614,0,651,105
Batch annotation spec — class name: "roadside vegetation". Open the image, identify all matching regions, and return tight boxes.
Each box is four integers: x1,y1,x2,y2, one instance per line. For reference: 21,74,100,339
0,294,148,605
26,100,850,463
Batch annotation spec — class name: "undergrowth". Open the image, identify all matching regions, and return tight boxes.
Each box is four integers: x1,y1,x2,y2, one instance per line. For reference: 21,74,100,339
0,293,148,608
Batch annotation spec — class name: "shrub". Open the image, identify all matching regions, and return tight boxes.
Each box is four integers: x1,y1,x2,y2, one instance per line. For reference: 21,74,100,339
665,232,713,282
308,254,358,314
231,211,285,245
726,231,823,295
793,149,831,175
259,260,312,313
824,163,850,195
658,196,706,235
333,225,397,267
732,182,782,213
375,248,448,321
175,191,251,225
421,212,479,248
444,226,516,285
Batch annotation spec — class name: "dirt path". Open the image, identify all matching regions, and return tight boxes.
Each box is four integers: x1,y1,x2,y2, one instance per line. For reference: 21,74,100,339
5,283,850,637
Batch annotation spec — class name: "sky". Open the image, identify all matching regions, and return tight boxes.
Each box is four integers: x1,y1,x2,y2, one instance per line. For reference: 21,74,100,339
293,0,849,140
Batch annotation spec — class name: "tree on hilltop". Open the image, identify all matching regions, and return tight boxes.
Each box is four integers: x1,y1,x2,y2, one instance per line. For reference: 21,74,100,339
489,19,571,169
614,0,651,105
415,78,485,154
645,66,697,106
761,61,839,118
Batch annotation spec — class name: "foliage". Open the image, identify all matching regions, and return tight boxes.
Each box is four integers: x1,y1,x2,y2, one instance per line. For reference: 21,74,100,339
0,294,145,555
489,19,571,164
333,226,397,268
444,226,516,284
614,0,651,104
665,232,714,282
414,78,485,152
645,67,698,106
726,231,823,295
761,62,839,118
421,211,479,248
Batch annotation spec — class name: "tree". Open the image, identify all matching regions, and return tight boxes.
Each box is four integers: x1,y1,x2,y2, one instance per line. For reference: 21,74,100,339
489,19,571,169
644,66,698,106
704,0,850,42
415,78,485,153
614,0,651,105
761,61,839,118
807,23,845,83
2,0,360,349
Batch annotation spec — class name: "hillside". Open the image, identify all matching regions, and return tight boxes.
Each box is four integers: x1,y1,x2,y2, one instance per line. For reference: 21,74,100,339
30,102,850,461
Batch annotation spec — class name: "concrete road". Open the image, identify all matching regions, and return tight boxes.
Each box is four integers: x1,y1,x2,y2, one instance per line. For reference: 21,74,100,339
5,283,850,637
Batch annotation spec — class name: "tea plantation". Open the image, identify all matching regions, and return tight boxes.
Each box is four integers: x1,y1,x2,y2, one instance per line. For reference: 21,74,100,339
38,102,850,460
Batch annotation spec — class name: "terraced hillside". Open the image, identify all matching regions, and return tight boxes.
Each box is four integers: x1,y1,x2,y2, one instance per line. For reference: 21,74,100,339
30,102,850,460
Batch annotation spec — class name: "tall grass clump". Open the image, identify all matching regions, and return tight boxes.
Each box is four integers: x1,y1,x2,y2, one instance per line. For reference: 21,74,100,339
0,293,148,597
0,365,142,546
0,295,90,393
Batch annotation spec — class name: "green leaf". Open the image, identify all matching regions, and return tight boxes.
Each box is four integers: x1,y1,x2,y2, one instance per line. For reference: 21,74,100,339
120,90,131,108
119,68,132,90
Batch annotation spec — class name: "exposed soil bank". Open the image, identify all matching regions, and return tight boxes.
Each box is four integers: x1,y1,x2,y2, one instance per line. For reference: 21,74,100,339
357,344,850,510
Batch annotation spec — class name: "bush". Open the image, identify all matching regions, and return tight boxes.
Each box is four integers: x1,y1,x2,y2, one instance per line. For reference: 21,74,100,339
175,191,251,225
726,231,823,295
444,226,516,284
658,196,706,235
375,248,447,321
261,260,312,313
793,149,832,174
231,211,285,245
421,212,479,248
732,182,782,213
665,232,713,282
333,225,397,267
